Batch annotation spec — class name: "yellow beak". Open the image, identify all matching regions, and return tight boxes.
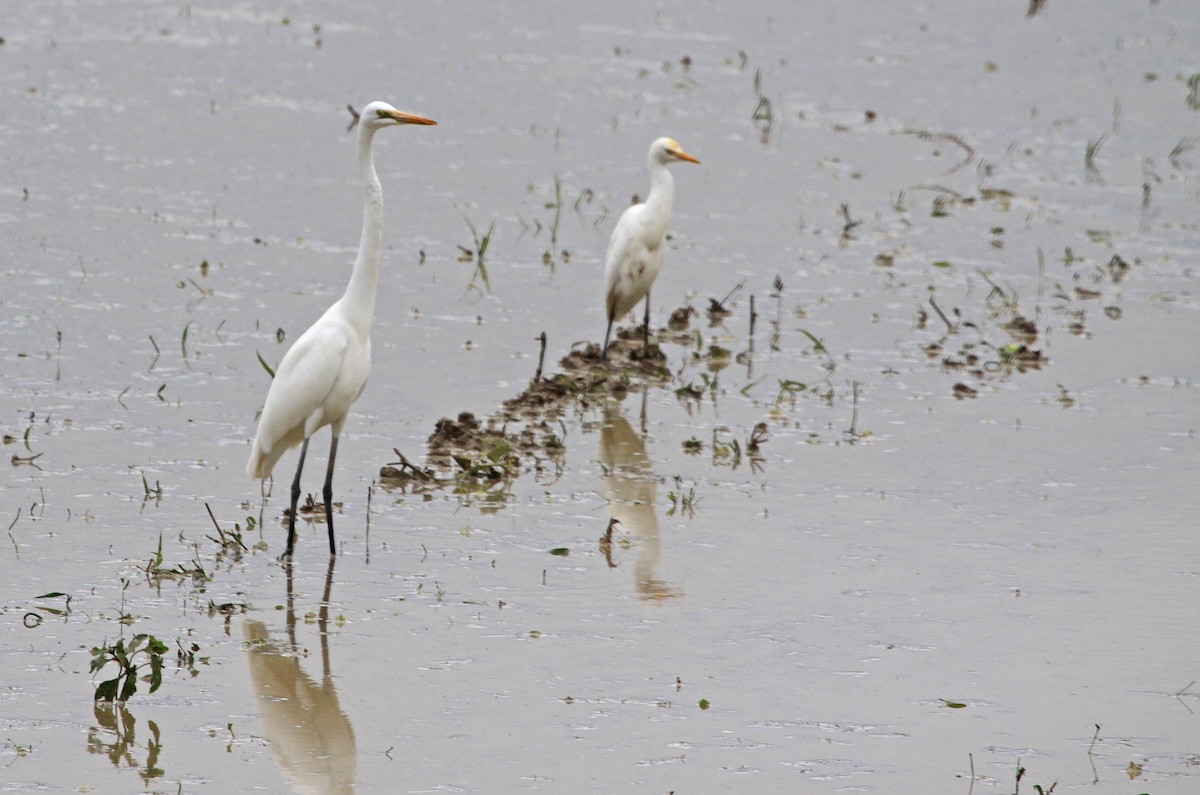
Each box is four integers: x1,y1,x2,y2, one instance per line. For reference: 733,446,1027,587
383,110,437,126
671,147,701,164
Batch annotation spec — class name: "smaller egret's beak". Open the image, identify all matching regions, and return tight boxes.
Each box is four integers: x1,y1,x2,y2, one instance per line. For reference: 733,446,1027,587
383,110,437,126
671,147,701,164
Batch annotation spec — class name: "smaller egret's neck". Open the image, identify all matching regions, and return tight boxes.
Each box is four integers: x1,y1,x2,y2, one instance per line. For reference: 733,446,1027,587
343,125,385,334
643,159,675,236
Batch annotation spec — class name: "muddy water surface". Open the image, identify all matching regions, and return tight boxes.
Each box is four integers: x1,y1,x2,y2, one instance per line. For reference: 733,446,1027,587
2,1,1198,792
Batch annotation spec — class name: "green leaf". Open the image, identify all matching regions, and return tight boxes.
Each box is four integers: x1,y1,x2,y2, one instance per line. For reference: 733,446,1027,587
148,655,164,694
698,698,710,710
119,674,138,702
940,698,967,709
797,329,826,352
95,678,120,702
478,220,496,259
474,259,491,291
739,376,766,396
256,350,276,379
548,547,570,556
485,440,513,463
933,260,952,268
35,592,68,599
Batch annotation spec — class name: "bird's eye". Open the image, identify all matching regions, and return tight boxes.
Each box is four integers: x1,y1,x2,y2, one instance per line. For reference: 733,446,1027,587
375,109,390,119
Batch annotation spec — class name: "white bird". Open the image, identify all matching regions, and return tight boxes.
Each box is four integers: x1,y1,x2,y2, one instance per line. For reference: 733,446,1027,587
601,136,700,359
247,101,436,558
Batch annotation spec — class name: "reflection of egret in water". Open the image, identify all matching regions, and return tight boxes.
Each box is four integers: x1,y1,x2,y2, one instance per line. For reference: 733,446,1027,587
244,559,357,794
600,407,682,601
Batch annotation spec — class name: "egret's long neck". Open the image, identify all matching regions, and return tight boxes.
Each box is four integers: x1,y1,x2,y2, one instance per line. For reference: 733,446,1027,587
643,158,675,239
343,125,384,334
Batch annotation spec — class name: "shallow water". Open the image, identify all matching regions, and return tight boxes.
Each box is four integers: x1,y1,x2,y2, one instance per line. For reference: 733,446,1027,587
2,1,1198,792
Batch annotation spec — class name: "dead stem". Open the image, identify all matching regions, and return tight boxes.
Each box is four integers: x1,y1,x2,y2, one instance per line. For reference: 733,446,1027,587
929,295,957,332
534,332,548,382
846,381,861,440
905,130,975,172
389,448,433,481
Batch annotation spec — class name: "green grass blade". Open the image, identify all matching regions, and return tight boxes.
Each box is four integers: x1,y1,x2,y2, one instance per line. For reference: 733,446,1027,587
255,350,276,379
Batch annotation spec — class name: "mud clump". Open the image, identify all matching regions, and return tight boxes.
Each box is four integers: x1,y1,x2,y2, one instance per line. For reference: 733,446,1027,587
499,374,582,420
1003,315,1039,344
426,411,562,466
381,309,699,498
427,412,492,455
500,317,689,422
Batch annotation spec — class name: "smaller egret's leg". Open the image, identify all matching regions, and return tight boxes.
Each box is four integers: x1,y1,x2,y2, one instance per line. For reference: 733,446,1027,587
323,434,339,556
641,290,652,354
602,315,615,362
287,438,311,558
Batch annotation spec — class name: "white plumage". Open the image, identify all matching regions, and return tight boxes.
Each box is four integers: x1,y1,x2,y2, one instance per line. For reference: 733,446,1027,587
601,136,700,358
247,100,436,557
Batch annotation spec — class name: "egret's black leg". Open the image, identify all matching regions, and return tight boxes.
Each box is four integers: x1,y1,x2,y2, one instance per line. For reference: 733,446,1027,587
320,556,336,677
641,290,652,354
602,315,615,362
323,434,339,556
283,559,296,647
639,387,648,434
287,438,310,558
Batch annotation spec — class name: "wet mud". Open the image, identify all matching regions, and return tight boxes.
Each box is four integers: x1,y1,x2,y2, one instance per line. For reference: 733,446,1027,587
380,310,704,503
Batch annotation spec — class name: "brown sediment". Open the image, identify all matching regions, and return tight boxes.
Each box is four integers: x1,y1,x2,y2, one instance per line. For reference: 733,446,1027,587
380,308,699,496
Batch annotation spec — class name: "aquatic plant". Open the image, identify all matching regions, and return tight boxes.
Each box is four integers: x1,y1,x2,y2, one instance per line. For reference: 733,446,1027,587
665,477,700,518
751,68,773,143
90,634,169,702
1085,134,1107,179
1014,760,1057,795
141,533,211,585
180,320,193,360
140,471,163,508
255,350,276,378
23,591,72,627
1168,136,1196,169
457,210,496,295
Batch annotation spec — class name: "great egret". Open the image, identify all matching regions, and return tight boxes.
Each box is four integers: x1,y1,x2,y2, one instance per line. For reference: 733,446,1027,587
247,101,436,558
601,137,700,359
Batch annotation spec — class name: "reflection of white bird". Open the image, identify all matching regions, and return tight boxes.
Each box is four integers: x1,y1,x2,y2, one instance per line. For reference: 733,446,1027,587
602,137,700,359
244,620,357,795
600,409,681,601
247,101,436,558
